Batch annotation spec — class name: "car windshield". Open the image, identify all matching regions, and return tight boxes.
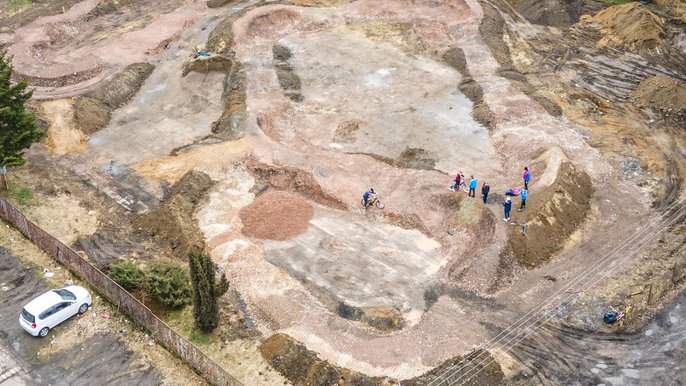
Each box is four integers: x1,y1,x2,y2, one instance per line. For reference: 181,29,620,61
52,288,76,301
21,308,35,323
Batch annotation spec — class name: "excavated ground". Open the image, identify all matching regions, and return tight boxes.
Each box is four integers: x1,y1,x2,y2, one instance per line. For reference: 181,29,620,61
2,0,686,384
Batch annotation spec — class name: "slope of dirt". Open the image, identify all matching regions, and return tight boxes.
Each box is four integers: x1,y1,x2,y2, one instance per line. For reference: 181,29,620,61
260,333,390,386
562,222,686,333
402,349,504,386
73,97,111,135
239,191,314,240
507,162,593,268
247,161,347,209
585,3,666,50
630,75,686,116
135,170,214,258
72,63,155,136
210,61,248,140
86,62,155,109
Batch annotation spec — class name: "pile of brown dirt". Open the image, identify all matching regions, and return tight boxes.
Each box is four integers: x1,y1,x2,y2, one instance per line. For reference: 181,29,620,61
135,171,214,258
72,63,155,135
260,334,388,386
508,162,593,269
211,61,248,140
86,63,155,109
333,119,363,143
206,0,233,8
585,3,666,50
181,55,232,77
73,97,110,135
247,161,347,210
630,75,686,116
273,44,303,102
239,191,314,240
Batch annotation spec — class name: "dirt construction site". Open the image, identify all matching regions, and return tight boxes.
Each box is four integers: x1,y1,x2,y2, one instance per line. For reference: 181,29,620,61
1,0,686,384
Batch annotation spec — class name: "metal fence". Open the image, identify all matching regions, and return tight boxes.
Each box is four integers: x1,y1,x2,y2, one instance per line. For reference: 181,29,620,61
0,196,242,386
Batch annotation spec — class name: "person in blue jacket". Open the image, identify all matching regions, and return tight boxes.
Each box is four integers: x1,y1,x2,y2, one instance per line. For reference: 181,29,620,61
519,188,528,211
502,197,512,222
468,175,477,198
523,167,531,189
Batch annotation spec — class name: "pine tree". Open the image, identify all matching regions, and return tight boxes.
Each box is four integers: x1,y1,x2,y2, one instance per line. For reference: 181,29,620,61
0,46,43,189
189,252,219,332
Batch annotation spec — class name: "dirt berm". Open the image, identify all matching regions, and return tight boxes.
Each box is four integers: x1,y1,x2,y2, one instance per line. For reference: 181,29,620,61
73,63,155,135
630,75,686,117
260,333,504,386
247,160,347,210
507,162,592,269
583,3,666,50
135,170,214,258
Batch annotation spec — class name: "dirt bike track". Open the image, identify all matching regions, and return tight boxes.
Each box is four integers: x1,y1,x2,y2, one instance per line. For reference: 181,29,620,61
2,0,686,384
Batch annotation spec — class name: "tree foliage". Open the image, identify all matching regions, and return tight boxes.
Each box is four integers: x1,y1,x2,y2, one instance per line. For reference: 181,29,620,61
0,47,43,169
189,252,220,332
109,260,146,291
146,262,191,308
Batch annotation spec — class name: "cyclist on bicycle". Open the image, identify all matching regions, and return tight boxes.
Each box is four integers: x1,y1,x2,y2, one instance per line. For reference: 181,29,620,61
363,188,377,208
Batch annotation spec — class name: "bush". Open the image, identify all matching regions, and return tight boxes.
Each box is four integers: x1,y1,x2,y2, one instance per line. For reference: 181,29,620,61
146,262,191,308
109,260,146,291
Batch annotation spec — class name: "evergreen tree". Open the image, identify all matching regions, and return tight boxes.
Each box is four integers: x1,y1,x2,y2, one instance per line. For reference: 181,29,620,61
0,47,43,189
189,252,219,332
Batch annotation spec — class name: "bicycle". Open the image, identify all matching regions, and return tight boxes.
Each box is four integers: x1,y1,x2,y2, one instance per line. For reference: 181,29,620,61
361,194,385,209
448,180,468,193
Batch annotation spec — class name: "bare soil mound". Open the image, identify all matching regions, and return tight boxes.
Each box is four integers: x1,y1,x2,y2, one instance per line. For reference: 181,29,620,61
508,162,592,269
630,76,686,116
239,191,314,240
260,333,385,385
247,161,347,210
135,171,214,257
260,333,503,386
73,97,110,135
587,3,666,50
87,63,155,109
337,303,406,331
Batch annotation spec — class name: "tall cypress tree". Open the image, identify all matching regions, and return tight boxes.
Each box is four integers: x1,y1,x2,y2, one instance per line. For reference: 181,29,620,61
0,46,43,189
189,252,219,332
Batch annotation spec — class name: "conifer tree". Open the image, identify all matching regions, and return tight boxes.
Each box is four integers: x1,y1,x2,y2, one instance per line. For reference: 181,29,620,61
189,252,219,332
0,47,43,189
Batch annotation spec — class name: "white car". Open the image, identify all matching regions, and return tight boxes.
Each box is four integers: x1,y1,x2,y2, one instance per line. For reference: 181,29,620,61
19,286,92,338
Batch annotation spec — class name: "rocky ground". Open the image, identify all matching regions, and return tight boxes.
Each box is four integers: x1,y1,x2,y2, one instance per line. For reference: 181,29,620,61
1,0,685,385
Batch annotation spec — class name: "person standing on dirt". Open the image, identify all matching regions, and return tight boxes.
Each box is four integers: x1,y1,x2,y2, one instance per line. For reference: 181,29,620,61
451,171,464,191
363,188,376,209
481,182,490,204
502,197,512,222
523,167,531,189
468,176,477,198
519,188,528,211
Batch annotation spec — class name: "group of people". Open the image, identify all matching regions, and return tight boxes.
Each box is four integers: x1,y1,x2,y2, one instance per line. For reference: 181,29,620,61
452,167,531,223
362,167,532,223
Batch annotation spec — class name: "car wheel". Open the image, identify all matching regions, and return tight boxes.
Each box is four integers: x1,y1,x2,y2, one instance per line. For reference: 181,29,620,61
78,303,89,314
39,327,49,338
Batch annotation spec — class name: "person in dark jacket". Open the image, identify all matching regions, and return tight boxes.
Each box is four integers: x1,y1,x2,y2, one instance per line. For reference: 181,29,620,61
502,197,512,222
481,182,490,204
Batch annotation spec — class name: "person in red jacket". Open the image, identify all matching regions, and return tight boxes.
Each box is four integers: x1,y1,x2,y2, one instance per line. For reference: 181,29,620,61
450,171,464,191
523,167,531,189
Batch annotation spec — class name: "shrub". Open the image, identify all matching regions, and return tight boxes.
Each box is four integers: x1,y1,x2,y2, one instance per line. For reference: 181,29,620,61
109,260,146,291
146,262,191,308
